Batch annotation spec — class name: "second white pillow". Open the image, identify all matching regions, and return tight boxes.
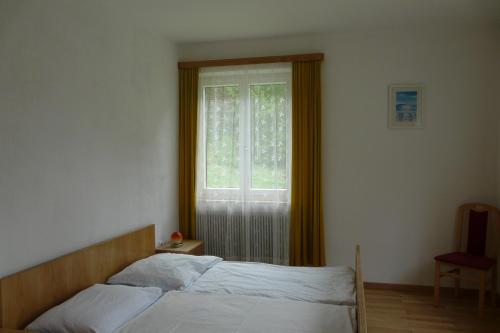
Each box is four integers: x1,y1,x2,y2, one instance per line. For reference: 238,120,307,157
107,253,222,291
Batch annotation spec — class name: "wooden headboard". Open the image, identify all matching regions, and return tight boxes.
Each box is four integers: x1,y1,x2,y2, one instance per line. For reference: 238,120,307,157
0,224,155,329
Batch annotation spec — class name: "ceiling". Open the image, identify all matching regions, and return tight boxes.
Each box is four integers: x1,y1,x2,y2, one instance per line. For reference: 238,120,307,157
102,0,500,43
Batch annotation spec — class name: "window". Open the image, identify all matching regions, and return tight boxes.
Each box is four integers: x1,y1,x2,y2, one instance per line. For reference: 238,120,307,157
204,85,240,189
250,83,288,190
197,64,291,205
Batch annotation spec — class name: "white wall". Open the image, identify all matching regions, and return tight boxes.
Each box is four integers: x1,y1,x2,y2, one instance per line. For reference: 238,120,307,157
0,1,178,277
180,28,499,285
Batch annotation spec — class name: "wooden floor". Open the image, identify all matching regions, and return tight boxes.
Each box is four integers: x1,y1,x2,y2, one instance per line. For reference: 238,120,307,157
366,288,500,333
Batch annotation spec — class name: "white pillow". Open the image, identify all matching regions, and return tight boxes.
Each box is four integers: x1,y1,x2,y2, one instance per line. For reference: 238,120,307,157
107,253,222,291
26,284,162,333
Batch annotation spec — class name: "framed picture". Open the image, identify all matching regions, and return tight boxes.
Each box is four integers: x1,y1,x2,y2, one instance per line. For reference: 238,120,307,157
388,84,423,128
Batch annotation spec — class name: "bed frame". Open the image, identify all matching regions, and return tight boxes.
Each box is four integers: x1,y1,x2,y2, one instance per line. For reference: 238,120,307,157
0,225,155,329
356,245,368,333
0,225,368,332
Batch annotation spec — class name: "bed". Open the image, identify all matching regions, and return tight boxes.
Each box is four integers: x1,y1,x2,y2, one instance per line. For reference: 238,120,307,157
0,225,367,333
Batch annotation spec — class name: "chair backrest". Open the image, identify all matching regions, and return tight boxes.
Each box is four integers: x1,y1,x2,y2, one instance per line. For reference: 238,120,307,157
455,203,500,259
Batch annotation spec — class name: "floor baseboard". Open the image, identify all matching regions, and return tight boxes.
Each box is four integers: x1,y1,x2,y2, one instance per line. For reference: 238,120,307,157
364,282,431,292
364,281,499,298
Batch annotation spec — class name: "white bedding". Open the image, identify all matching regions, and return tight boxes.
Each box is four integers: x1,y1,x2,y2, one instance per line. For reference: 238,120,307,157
107,253,222,291
26,284,162,333
116,291,357,333
187,261,356,306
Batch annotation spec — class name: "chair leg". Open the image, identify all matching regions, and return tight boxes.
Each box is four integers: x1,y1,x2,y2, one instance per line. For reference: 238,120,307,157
479,271,486,311
454,268,460,297
434,261,441,307
492,265,497,307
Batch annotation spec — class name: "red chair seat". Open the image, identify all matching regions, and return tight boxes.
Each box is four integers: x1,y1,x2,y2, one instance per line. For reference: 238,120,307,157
435,252,496,270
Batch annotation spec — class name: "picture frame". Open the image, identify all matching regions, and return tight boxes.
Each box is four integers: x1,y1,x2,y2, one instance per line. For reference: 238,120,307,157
388,84,424,128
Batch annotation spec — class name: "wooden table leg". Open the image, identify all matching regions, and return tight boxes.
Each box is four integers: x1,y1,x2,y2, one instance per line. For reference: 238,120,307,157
479,271,486,312
434,261,441,307
454,268,460,297
492,266,497,307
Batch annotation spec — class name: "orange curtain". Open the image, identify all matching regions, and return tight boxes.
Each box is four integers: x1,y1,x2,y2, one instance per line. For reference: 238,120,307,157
290,61,325,266
178,68,199,239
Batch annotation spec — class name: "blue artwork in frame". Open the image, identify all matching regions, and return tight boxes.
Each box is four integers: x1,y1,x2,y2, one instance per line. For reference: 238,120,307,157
389,84,423,128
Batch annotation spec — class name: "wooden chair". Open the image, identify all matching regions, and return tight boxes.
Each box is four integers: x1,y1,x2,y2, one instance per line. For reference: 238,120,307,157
434,203,499,311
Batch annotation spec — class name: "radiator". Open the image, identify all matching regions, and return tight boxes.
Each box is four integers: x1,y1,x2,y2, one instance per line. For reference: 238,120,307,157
196,211,289,265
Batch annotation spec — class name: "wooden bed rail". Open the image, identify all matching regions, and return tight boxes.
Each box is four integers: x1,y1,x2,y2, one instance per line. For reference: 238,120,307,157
356,245,368,333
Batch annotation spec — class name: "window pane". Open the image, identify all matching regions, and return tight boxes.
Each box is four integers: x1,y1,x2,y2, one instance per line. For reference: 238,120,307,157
250,83,288,189
204,85,240,188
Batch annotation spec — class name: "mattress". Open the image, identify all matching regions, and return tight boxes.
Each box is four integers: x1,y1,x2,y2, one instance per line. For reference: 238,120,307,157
116,291,357,333
187,261,356,305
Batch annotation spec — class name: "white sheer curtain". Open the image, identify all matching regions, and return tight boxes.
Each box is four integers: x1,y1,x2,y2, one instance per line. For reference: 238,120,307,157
196,63,291,264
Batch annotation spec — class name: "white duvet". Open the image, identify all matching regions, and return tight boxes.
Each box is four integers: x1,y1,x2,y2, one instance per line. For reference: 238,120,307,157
187,261,356,306
116,291,357,333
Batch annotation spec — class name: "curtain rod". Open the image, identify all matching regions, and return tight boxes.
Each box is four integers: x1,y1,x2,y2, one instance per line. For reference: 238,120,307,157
178,53,324,69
